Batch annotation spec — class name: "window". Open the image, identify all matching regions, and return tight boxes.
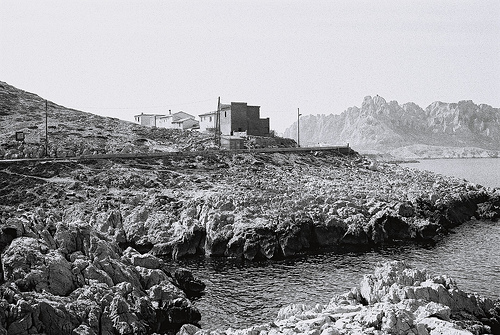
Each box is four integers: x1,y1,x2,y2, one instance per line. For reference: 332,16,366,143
225,111,227,117
209,116,212,122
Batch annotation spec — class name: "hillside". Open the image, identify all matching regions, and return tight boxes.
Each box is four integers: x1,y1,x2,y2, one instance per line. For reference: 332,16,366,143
0,81,215,158
284,95,500,159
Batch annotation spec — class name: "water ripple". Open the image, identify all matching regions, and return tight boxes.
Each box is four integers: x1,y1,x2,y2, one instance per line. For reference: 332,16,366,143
176,220,500,330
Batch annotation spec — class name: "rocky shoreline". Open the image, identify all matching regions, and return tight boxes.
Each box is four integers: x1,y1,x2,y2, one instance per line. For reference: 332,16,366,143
1,151,500,334
182,261,500,335
0,217,205,334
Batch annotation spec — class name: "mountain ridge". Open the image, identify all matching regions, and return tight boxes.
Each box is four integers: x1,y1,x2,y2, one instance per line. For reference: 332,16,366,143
284,95,500,158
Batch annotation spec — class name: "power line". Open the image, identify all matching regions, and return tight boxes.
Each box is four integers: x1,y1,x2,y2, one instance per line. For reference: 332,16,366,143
78,98,214,110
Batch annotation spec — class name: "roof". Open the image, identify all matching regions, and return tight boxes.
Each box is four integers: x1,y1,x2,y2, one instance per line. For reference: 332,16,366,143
199,111,217,117
172,117,199,124
134,113,166,118
158,111,195,119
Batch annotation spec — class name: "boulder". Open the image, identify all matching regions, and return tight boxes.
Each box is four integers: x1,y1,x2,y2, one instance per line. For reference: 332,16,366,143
122,246,162,269
136,267,169,290
277,218,313,257
148,280,186,309
312,216,347,247
149,242,173,258
364,210,411,244
171,226,206,259
1,237,77,296
53,221,91,257
204,214,234,257
173,269,206,296
395,201,415,217
243,227,280,260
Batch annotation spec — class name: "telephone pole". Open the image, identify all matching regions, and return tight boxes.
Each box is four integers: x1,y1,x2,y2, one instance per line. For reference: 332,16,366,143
214,97,221,147
297,108,301,147
45,100,48,157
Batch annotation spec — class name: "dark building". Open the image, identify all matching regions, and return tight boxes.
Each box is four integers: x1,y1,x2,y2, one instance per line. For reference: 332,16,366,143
218,102,270,136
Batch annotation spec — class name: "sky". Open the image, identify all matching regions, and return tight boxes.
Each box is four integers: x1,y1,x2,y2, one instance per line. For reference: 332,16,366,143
1,0,499,133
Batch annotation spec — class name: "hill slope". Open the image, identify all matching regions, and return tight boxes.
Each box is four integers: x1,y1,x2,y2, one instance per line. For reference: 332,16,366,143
284,95,500,158
0,81,213,158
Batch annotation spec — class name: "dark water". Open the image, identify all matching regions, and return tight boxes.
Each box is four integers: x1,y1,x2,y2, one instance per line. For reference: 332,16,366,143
176,158,500,330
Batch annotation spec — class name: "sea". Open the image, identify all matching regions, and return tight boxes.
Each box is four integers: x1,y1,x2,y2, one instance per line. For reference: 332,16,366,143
176,158,500,330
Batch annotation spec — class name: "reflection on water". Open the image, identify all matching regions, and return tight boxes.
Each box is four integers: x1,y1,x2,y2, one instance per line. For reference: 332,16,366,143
176,220,500,330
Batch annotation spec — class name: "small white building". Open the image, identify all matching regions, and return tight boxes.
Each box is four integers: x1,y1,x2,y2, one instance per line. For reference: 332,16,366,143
198,111,216,132
135,111,199,130
172,117,200,130
134,113,163,127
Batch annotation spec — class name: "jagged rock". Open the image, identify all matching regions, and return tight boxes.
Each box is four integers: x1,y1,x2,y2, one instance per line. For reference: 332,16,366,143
396,201,415,217
149,242,173,258
241,227,280,260
171,226,206,259
122,246,162,269
164,297,201,327
177,323,201,335
364,209,411,244
148,280,186,309
136,267,169,290
203,213,234,257
1,237,77,296
277,217,312,257
173,269,206,296
312,216,347,247
203,262,499,335
340,223,370,245
53,221,91,257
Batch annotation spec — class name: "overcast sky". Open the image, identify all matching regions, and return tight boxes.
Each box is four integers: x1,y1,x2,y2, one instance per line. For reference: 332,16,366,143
1,0,499,133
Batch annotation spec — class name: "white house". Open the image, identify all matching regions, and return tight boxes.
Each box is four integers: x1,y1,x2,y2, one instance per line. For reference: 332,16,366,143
134,111,199,130
172,118,200,130
198,111,216,132
134,113,163,127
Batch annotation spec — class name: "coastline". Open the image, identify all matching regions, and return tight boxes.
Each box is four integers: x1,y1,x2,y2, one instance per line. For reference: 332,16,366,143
1,151,500,334
182,261,500,335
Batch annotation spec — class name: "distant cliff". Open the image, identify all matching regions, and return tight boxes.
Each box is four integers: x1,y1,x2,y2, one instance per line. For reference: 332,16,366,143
284,96,500,158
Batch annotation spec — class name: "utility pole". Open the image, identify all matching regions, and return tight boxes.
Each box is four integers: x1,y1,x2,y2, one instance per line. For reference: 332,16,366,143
214,97,221,147
45,100,48,157
297,108,301,147
217,97,221,147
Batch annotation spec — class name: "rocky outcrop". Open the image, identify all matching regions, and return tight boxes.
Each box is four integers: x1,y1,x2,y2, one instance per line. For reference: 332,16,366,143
189,261,500,335
0,217,204,334
146,187,500,261
3,152,499,263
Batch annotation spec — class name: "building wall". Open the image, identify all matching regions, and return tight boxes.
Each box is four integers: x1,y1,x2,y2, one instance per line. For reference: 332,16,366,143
220,107,233,135
157,112,196,129
203,102,269,136
157,116,173,128
135,114,159,127
259,118,270,136
229,102,249,134
175,118,199,130
199,113,215,132
246,105,262,136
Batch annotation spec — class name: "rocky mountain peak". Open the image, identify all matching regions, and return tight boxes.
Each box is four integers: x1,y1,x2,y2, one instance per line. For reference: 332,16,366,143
361,95,388,114
283,95,500,157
